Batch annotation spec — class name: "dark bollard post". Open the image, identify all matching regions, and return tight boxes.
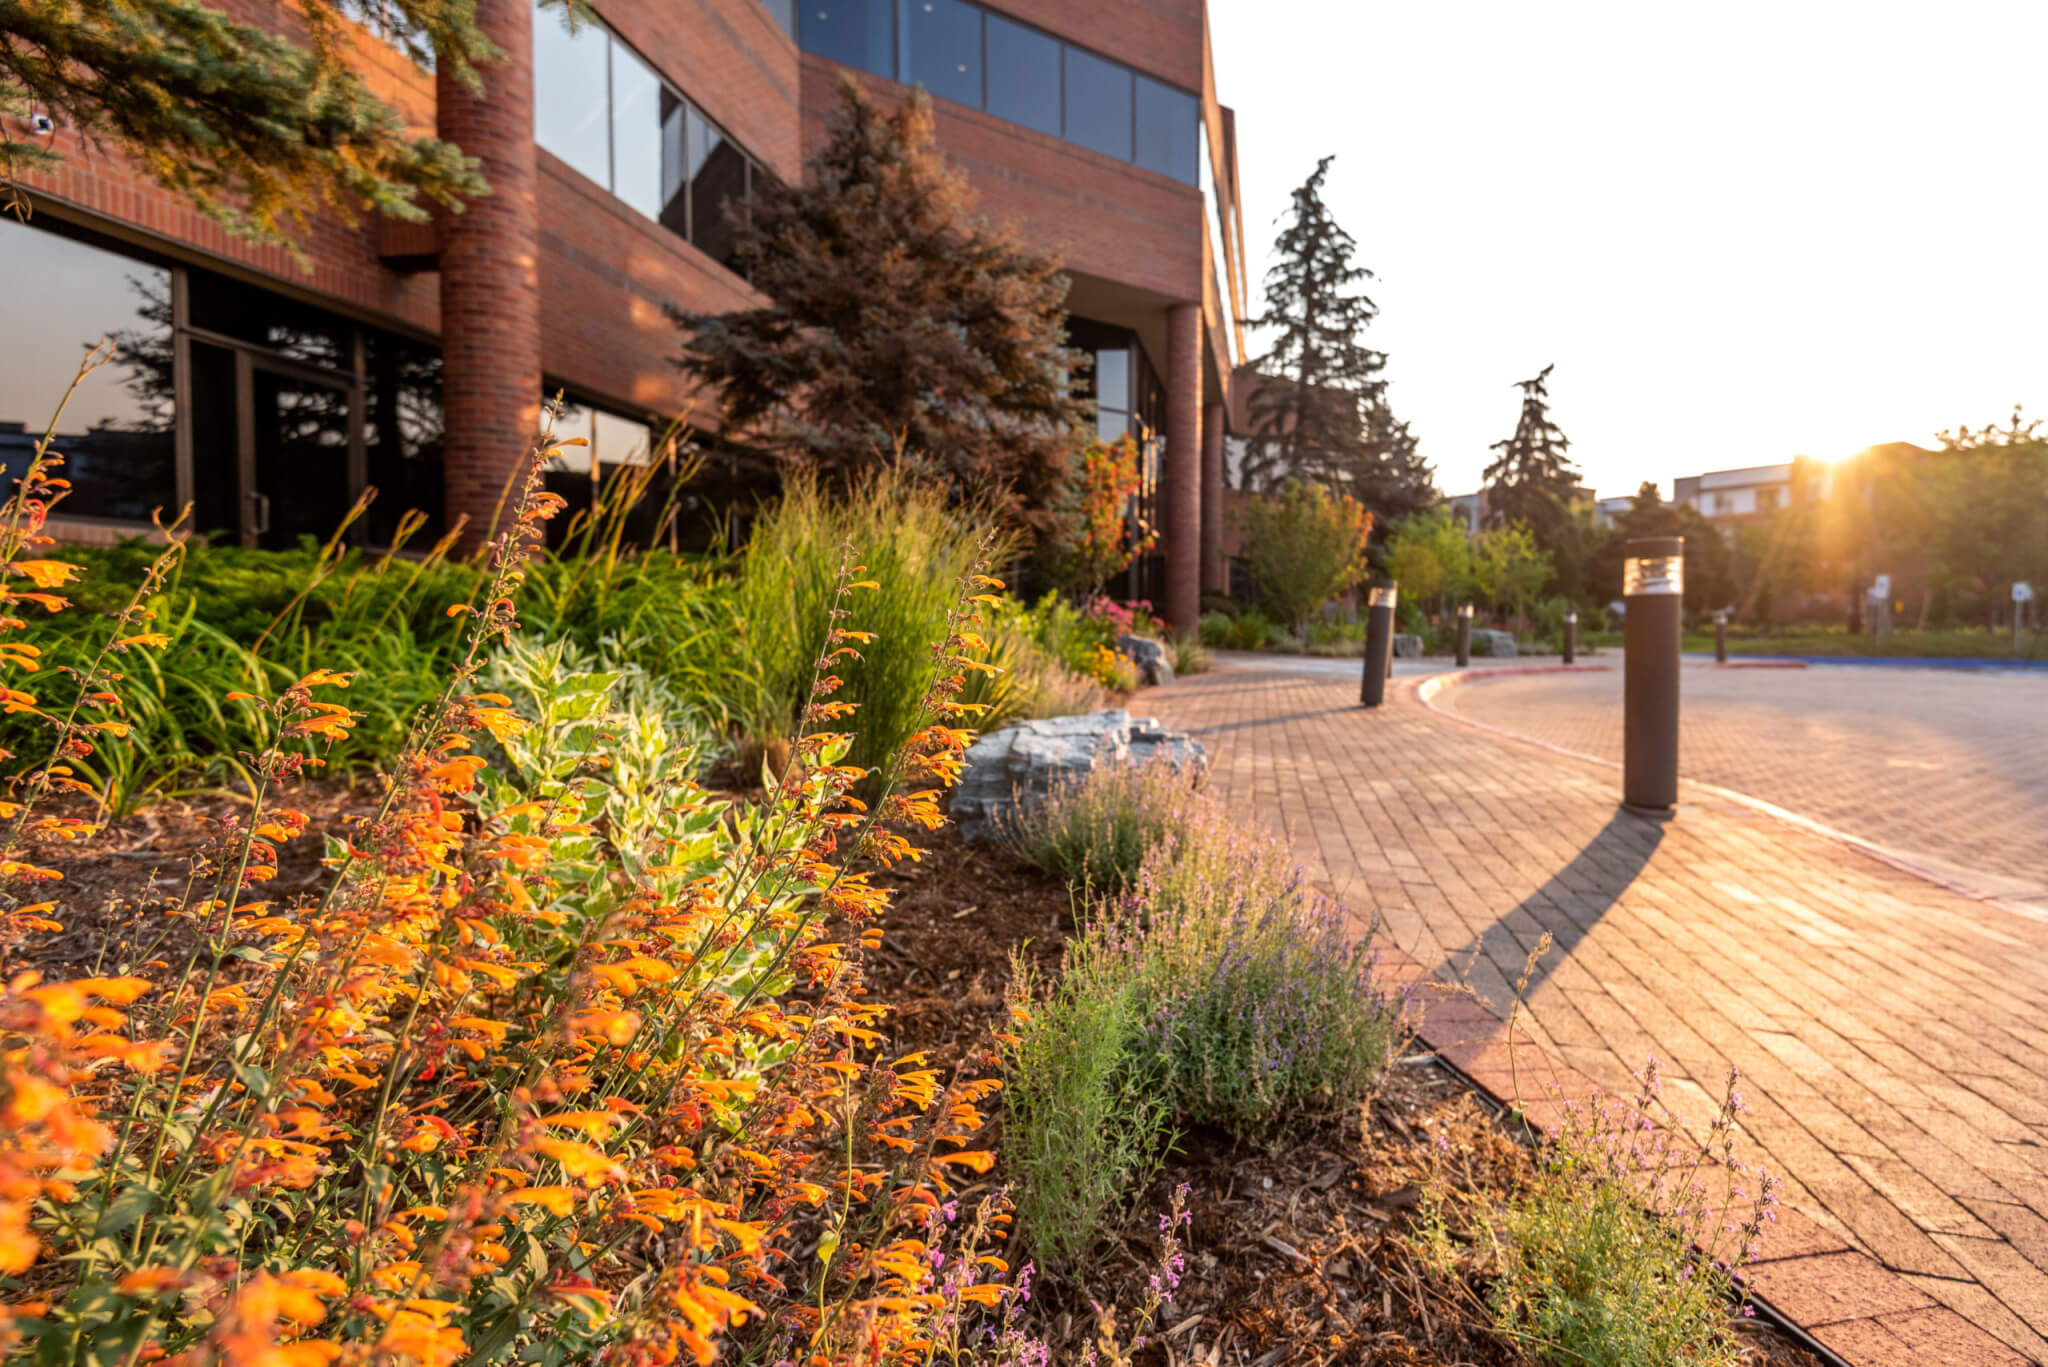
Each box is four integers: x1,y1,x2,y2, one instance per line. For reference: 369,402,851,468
1455,602,1473,667
1623,536,1684,812
1713,609,1728,664
1359,580,1398,708
1562,610,1577,665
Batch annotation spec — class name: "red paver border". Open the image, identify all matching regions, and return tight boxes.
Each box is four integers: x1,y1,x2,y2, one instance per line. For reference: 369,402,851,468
1411,666,2044,922
1374,944,2032,1366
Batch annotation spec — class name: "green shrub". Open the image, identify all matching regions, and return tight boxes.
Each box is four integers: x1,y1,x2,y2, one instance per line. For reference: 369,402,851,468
1426,1063,1777,1367
1000,943,1173,1268
1008,759,1206,894
1198,607,1275,651
1170,634,1211,675
5,528,746,808
736,469,1016,777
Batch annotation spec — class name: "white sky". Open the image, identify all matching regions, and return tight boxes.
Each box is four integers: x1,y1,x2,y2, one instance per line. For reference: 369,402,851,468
1209,0,2048,500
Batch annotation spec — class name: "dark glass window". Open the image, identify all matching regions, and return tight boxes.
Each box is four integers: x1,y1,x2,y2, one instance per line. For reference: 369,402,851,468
532,3,612,188
1063,45,1131,161
0,219,177,524
803,0,895,78
187,271,351,369
985,14,1059,137
611,40,665,219
900,0,981,108
363,332,444,545
1135,74,1198,184
659,89,690,237
690,110,750,267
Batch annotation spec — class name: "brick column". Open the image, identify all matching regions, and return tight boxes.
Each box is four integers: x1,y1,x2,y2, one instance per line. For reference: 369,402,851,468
437,0,543,542
1163,304,1203,635
1201,400,1226,594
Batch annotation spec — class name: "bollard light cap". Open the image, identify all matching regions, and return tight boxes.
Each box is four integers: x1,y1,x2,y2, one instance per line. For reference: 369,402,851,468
1368,583,1398,608
1624,549,1685,597
1457,603,1474,618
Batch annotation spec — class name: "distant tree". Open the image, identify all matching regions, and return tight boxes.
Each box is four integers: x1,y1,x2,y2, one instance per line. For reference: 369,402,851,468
1384,505,1472,616
1,0,495,249
676,79,1088,527
1473,521,1552,628
1240,156,1395,496
1353,399,1437,530
1483,365,1585,591
1235,480,1374,640
1932,410,2048,627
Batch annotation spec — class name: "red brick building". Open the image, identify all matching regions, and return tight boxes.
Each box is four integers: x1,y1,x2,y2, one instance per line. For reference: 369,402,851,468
0,0,1247,628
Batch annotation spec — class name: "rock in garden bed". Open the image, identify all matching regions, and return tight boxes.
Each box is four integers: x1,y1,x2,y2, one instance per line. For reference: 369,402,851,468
949,709,1208,843
1115,633,1176,686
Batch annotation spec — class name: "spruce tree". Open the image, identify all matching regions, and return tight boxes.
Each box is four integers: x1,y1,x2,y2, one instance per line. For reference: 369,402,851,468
1240,155,1390,495
1483,364,1583,561
1353,398,1436,527
1,0,499,249
676,79,1088,527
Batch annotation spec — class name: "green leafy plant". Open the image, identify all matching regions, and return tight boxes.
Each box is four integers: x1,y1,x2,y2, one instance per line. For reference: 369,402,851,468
1235,481,1375,639
1008,760,1207,895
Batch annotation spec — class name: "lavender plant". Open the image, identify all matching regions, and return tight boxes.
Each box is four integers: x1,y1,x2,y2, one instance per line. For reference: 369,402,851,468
1123,817,1405,1141
1008,758,1207,894
1432,1059,1780,1367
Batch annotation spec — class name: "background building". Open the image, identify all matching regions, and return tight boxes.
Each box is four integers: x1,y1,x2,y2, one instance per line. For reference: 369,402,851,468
0,0,1247,624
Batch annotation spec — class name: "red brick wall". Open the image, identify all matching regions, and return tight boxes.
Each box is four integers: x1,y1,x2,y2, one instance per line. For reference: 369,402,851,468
985,0,1204,92
536,154,763,423
801,57,1204,304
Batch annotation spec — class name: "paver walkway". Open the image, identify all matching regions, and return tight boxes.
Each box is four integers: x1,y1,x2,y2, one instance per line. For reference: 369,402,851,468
1439,663,2048,910
1140,655,2048,1361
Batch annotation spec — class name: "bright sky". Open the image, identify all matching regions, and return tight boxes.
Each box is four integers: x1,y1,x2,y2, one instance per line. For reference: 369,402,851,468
1209,0,2048,501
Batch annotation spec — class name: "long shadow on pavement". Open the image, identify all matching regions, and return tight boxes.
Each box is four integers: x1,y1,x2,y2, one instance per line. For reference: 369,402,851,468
1442,807,1668,1011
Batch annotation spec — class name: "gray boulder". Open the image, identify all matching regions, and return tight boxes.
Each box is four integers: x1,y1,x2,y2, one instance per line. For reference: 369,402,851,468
950,709,1207,843
1393,632,1423,659
1473,628,1519,658
1115,634,1175,686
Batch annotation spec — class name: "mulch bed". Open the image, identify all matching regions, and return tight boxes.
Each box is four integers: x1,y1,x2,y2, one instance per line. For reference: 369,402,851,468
15,787,1824,1366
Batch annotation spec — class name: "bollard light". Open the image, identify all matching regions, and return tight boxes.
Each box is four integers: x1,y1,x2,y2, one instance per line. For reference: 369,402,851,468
1360,580,1398,708
1455,601,1474,667
1713,608,1728,665
1623,537,1683,811
1563,610,1578,666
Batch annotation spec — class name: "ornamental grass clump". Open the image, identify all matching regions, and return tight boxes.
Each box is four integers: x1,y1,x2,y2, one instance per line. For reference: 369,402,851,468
1421,1060,1780,1367
0,351,1053,1365
1007,759,1207,895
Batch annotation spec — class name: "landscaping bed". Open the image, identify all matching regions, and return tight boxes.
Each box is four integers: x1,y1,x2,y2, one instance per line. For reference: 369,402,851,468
866,828,1823,1367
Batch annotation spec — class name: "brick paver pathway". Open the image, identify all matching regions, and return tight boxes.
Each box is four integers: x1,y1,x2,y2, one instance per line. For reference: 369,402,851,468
1140,655,2048,1360
1439,663,2048,910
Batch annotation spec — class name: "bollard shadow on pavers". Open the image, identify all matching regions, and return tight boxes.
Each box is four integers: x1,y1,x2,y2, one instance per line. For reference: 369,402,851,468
1437,805,1669,1021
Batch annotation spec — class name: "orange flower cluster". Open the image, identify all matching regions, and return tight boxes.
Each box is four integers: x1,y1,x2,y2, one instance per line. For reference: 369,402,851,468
0,376,1021,1366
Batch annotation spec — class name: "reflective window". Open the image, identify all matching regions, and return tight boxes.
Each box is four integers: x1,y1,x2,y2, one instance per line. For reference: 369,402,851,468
985,13,1060,137
0,219,177,525
805,0,894,78
1064,46,1130,161
611,40,665,219
1093,347,1130,441
533,5,612,189
1135,75,1198,183
691,111,750,267
595,410,655,467
900,0,980,109
530,0,759,270
762,0,796,37
188,271,350,369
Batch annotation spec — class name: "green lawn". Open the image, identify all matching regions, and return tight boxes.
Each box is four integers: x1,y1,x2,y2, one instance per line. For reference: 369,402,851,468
1581,626,2043,660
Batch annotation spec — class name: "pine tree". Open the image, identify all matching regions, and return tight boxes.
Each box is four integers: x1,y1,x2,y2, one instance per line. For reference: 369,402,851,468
1483,364,1583,560
1240,155,1389,494
1,0,497,249
676,79,1088,526
1352,398,1436,527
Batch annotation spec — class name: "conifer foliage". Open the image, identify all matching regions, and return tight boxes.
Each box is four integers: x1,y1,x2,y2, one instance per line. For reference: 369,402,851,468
1483,364,1584,559
1242,155,1430,518
677,80,1088,525
0,0,496,246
